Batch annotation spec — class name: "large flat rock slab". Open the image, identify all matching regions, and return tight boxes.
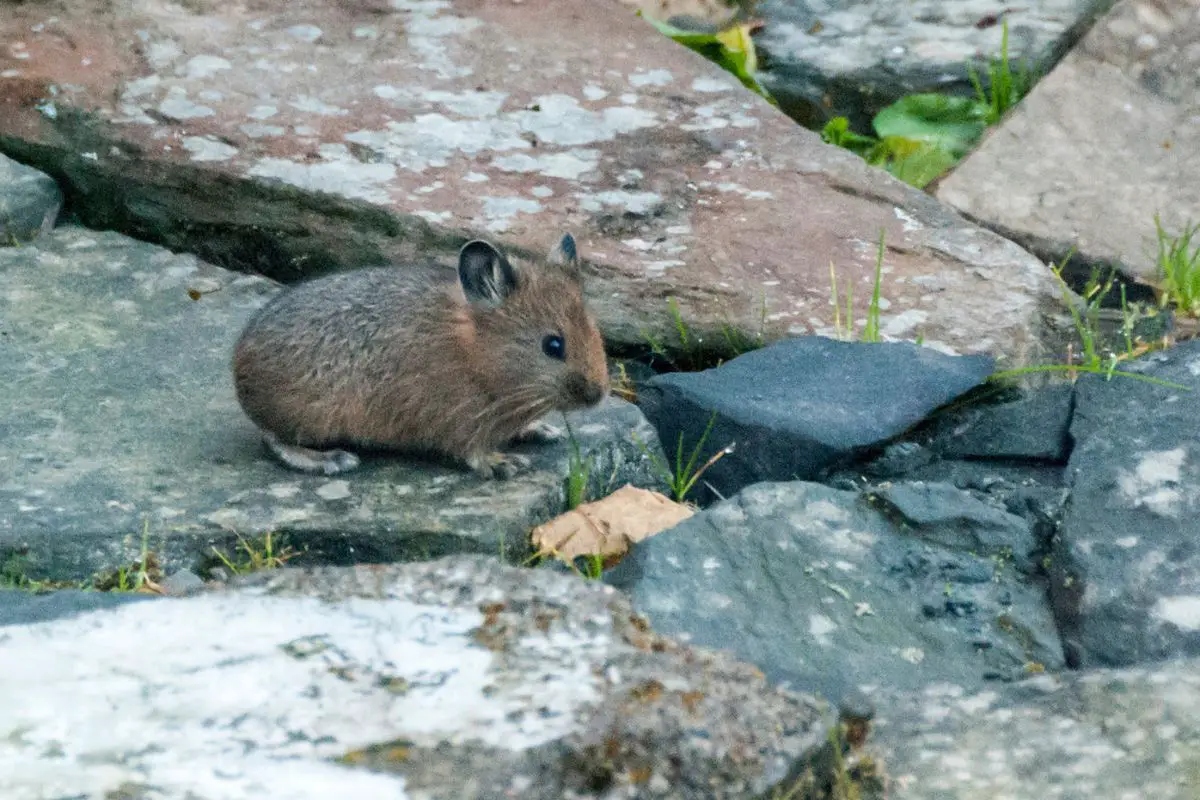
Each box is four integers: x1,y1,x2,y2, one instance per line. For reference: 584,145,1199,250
756,0,1117,129
0,0,1065,365
0,557,831,799
938,0,1200,281
866,658,1200,799
0,225,656,581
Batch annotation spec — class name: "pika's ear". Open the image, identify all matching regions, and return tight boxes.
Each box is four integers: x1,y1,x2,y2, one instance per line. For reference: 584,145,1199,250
547,233,583,281
458,240,518,305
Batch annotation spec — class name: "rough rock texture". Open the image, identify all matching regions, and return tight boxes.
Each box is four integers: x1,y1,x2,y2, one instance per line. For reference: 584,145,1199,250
0,587,151,626
0,557,832,799
605,480,1063,705
0,152,60,243
866,658,1200,799
938,0,1200,282
930,382,1075,462
638,337,994,501
1052,340,1200,668
0,225,660,581
0,0,1067,365
756,0,1118,129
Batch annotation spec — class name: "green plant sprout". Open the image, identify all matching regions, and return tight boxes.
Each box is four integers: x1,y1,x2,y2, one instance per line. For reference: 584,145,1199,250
209,530,298,577
94,518,162,594
633,411,734,503
968,19,1035,125
1154,214,1200,316
990,251,1187,389
563,418,592,511
829,229,887,342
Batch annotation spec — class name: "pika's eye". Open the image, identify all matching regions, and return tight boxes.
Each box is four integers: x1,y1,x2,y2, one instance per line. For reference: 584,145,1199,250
541,333,566,361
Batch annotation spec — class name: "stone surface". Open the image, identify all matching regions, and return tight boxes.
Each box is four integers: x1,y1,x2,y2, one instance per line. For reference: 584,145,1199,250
0,0,1068,365
938,0,1200,282
1052,339,1200,668
637,337,995,502
0,225,660,582
0,557,831,799
757,0,1117,130
605,480,1063,705
0,587,151,627
931,382,1075,462
866,658,1200,799
0,152,60,243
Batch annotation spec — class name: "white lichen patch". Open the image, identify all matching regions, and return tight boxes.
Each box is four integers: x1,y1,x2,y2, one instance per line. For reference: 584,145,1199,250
240,123,286,138
692,76,735,92
183,54,232,79
1117,448,1188,517
629,69,673,87
286,24,323,43
0,592,608,798
345,115,529,172
423,89,508,117
182,136,238,162
247,104,279,120
480,196,543,232
1152,596,1200,631
575,190,663,216
491,149,599,180
290,96,349,116
157,87,214,120
583,85,609,101
249,144,398,204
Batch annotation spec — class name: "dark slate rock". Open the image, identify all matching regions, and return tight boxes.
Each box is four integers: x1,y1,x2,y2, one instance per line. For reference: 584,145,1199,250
0,588,158,627
932,382,1075,462
870,481,1040,571
1052,341,1200,668
0,153,61,244
638,337,994,503
605,480,1063,704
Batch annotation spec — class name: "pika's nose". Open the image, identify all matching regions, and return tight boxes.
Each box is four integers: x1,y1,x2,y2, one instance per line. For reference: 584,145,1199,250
581,380,606,407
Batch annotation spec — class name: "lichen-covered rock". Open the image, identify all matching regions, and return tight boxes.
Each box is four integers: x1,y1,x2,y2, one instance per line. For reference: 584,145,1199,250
0,225,659,582
0,153,60,243
0,0,1066,365
0,556,831,799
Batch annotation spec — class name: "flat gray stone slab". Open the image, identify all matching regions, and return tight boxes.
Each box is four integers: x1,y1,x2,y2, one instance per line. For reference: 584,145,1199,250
0,0,1067,366
0,152,60,243
0,226,657,580
0,557,830,799
938,0,1200,281
757,0,1117,128
867,659,1200,799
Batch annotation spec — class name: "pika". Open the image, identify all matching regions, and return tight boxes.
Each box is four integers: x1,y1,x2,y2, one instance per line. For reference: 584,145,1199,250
232,234,610,478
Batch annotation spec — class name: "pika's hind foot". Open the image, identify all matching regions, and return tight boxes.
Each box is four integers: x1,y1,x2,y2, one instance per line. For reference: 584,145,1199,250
263,432,361,475
513,419,565,444
466,451,532,480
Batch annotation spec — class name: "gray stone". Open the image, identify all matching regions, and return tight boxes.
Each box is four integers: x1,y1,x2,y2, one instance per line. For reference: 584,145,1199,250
932,382,1075,462
637,337,994,502
0,226,661,582
866,658,1200,799
1052,339,1200,668
756,0,1117,129
938,0,1200,283
605,480,1064,705
0,588,154,627
0,0,1070,367
0,153,61,244
869,481,1040,571
0,556,832,799
160,567,206,595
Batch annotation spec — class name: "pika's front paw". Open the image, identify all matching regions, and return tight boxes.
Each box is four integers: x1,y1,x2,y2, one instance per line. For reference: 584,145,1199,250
513,419,565,444
466,451,533,480
263,433,362,475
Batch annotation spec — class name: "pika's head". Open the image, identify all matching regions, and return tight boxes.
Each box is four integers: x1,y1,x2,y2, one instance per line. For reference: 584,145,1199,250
458,233,610,415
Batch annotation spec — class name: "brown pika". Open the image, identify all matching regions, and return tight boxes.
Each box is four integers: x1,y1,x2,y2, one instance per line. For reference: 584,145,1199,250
232,233,610,478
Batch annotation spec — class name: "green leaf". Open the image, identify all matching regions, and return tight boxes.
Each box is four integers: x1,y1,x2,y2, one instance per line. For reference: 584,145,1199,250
872,94,988,158
877,137,960,188
821,117,879,157
639,12,775,103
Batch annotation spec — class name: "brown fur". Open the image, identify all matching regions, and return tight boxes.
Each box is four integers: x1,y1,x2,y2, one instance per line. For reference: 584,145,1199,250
232,236,609,477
